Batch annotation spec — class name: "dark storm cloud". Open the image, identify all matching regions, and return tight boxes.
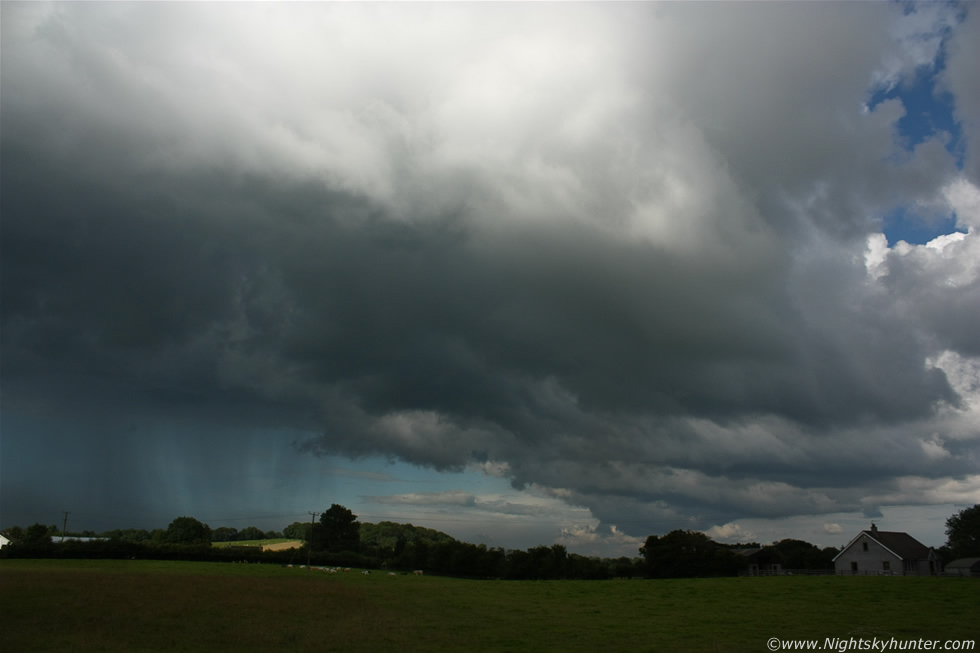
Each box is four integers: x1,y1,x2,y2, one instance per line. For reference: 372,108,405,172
2,2,977,538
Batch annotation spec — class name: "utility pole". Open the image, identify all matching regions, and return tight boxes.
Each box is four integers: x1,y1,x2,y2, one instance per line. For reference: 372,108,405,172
307,511,319,569
61,511,71,543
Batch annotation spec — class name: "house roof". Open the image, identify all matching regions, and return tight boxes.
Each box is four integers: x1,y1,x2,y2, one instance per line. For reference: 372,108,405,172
833,528,933,562
867,531,932,561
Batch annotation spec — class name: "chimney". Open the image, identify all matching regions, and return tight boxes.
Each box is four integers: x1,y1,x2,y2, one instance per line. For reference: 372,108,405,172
870,522,877,534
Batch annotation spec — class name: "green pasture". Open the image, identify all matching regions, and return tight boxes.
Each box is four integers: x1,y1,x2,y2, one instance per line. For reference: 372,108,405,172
1,560,977,652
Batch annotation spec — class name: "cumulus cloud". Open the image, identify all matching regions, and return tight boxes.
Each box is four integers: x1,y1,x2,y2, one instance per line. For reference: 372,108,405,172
2,2,977,545
704,523,756,544
558,524,645,559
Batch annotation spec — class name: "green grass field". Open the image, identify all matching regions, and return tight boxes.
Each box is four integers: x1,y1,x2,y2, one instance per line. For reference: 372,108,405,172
1,559,977,652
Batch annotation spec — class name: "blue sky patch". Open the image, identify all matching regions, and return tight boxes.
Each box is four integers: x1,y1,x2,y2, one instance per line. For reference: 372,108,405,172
867,41,963,164
869,22,965,246
882,206,965,246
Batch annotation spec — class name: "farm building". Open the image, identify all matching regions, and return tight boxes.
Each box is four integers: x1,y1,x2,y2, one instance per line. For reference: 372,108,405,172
54,536,107,544
944,558,980,578
0,533,10,548
736,547,783,575
833,524,942,576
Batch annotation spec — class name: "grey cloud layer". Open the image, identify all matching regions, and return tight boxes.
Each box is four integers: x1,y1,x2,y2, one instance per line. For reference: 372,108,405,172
2,2,977,536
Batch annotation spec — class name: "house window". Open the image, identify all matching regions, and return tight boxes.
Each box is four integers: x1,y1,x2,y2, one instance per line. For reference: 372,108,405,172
882,561,890,571
862,542,868,552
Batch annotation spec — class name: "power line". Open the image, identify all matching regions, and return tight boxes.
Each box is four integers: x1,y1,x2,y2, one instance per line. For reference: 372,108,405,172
61,511,71,543
307,511,320,568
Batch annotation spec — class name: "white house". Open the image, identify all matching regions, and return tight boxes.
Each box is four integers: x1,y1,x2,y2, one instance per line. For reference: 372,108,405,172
833,524,942,576
0,534,11,549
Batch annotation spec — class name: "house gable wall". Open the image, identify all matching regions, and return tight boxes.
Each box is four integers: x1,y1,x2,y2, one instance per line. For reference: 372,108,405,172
833,533,902,574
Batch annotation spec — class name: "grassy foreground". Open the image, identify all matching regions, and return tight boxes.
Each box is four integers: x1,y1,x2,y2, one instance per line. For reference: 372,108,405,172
1,560,977,652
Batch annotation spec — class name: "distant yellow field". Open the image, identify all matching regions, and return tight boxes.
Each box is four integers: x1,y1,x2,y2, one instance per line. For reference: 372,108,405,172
211,539,303,551
261,540,303,551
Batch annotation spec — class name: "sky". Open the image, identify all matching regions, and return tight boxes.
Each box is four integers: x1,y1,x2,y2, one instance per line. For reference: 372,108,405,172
1,1,978,558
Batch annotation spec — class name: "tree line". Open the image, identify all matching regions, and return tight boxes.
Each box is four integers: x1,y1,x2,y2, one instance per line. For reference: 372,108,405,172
1,520,283,547
4,504,976,580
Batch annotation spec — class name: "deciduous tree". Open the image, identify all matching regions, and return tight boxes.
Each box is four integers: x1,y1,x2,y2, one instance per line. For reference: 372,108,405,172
944,504,980,559
22,523,53,545
769,538,835,569
164,516,211,545
236,526,265,541
4,526,25,542
283,521,310,540
211,527,238,542
315,504,361,552
640,530,741,578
